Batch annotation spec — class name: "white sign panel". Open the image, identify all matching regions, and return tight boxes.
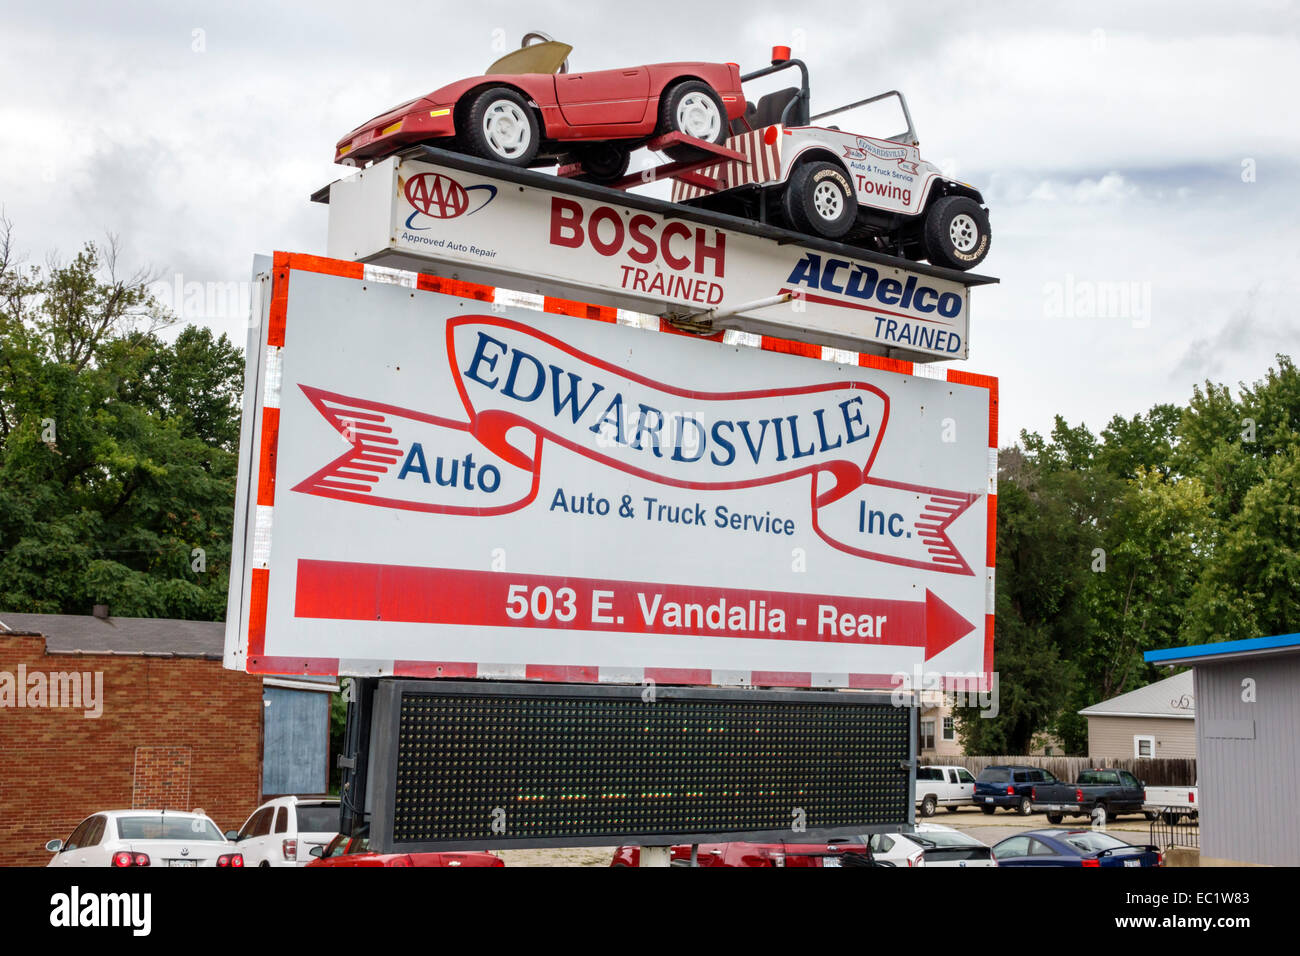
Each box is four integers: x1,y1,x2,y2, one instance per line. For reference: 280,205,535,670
226,254,996,689
325,155,976,362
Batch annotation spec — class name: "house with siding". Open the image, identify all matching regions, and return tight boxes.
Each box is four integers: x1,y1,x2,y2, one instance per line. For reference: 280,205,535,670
1146,633,1300,867
1079,670,1196,761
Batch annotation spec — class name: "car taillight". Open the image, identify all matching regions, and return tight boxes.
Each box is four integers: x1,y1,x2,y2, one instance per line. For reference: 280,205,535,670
1188,791,1195,804
908,852,925,867
282,839,297,861
112,851,134,867
1076,789,1084,802
389,855,411,867
133,852,150,867
1006,785,1014,795
216,853,244,867
1157,851,1165,867
1031,787,1037,800
1143,788,1148,801
1081,858,1100,867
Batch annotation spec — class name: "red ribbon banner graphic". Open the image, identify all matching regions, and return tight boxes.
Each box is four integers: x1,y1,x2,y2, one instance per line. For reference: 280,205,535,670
290,316,979,575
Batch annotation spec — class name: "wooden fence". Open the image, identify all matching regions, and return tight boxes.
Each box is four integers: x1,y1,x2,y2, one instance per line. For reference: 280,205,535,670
925,755,1197,787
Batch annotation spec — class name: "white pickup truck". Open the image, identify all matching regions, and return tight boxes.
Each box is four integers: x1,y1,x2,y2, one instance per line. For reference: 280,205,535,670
1143,784,1198,823
916,765,977,817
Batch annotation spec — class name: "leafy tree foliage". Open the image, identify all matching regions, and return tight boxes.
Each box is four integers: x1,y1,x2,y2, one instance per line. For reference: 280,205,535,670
0,223,242,619
963,355,1298,756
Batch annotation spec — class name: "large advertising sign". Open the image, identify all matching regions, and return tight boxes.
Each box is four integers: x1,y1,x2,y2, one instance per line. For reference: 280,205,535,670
324,155,982,363
225,253,996,689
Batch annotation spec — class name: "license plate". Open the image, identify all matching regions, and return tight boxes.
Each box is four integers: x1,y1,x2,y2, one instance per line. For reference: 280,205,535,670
1048,804,1063,810
823,857,842,868
168,859,198,867
1124,859,1140,867
984,797,994,803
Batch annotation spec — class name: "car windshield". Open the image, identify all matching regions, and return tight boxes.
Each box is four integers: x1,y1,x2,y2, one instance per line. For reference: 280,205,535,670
977,768,1010,783
296,805,340,833
1060,831,1129,853
117,815,224,841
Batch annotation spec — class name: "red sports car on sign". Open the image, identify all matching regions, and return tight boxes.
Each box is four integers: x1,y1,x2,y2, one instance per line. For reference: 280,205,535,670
336,31,745,181
306,827,503,867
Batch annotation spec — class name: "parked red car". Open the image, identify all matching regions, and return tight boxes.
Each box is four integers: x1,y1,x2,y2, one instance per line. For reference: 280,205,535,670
306,827,503,868
611,841,875,867
336,31,745,180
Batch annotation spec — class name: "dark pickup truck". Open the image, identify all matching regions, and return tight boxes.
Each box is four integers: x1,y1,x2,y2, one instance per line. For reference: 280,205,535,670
1030,768,1146,825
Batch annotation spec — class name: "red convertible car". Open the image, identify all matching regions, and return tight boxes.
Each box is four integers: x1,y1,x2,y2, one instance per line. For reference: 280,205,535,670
306,827,503,868
336,31,745,181
611,840,875,867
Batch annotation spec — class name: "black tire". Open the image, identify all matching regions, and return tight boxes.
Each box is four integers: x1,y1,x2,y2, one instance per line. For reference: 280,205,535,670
922,195,991,270
920,796,937,818
981,805,995,815
575,143,631,184
1017,796,1032,816
1046,813,1064,825
1161,810,1183,826
659,81,727,159
461,87,540,166
945,806,960,814
783,161,858,239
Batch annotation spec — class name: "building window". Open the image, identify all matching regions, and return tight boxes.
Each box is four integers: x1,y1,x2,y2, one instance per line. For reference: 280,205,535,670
920,718,936,751
1134,735,1156,758
941,716,956,742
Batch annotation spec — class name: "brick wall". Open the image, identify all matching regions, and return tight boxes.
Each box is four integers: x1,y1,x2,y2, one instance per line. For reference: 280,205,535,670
0,635,263,867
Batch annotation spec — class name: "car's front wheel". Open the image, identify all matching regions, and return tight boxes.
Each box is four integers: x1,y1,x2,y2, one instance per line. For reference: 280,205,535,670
920,796,937,817
922,195,991,270
463,87,540,166
783,161,858,239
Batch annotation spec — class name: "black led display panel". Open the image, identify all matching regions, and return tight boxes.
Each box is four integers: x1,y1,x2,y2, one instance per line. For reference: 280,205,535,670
368,681,913,851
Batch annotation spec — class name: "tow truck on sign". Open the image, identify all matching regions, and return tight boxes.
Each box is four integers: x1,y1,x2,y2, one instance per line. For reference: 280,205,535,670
671,47,992,271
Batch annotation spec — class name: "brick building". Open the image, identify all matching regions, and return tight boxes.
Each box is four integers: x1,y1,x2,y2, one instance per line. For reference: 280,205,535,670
0,612,265,867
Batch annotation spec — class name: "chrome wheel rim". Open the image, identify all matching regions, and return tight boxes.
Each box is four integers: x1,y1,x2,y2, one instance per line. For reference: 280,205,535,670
949,213,979,252
482,100,531,159
813,180,843,220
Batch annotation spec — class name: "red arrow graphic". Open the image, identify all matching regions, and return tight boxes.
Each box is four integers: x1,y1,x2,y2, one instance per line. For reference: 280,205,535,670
295,560,974,661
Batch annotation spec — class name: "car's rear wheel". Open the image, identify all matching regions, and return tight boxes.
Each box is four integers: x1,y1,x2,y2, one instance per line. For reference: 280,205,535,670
981,805,995,815
783,160,857,239
922,195,991,270
659,81,727,159
921,796,937,817
1017,796,1032,816
1161,810,1183,825
463,87,539,166
1047,813,1064,825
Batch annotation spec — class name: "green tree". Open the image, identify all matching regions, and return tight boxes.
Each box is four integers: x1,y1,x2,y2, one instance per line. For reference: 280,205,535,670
0,223,241,619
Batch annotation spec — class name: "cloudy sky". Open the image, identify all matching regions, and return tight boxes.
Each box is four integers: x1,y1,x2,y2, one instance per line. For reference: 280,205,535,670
2,0,1297,443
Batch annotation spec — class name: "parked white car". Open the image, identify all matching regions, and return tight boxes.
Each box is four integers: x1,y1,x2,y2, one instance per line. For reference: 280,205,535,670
231,796,340,867
1143,784,1199,823
867,823,996,867
915,765,977,817
46,810,243,867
